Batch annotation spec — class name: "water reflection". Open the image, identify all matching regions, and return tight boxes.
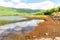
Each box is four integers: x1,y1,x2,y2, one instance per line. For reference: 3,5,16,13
0,16,27,20
0,16,44,39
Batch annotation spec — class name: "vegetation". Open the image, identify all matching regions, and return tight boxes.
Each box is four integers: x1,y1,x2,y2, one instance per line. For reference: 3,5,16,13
0,6,40,16
0,20,21,25
0,19,31,25
0,6,60,16
35,6,60,16
0,6,60,25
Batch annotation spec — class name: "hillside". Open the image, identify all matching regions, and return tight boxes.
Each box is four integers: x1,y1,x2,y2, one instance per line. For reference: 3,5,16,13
0,6,40,16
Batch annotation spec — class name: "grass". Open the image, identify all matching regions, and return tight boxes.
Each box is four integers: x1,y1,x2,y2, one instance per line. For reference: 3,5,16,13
24,15,49,20
0,6,39,16
0,19,33,26
0,20,20,26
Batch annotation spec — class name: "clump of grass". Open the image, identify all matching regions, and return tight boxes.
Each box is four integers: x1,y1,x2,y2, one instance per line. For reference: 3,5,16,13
0,20,20,26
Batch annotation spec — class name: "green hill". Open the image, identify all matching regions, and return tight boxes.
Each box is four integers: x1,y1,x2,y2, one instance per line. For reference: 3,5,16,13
0,6,40,16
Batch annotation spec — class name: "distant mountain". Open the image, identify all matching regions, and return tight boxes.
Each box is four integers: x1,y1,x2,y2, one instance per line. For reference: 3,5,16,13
16,8,40,13
0,6,40,16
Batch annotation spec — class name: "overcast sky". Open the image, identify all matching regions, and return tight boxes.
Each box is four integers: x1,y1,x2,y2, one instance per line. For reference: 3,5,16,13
0,0,60,10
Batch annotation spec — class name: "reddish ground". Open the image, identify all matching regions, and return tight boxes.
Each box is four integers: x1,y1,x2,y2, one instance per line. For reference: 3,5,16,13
28,17,60,39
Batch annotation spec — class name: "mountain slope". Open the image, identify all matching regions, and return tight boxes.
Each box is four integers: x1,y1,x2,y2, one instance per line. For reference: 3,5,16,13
0,6,40,16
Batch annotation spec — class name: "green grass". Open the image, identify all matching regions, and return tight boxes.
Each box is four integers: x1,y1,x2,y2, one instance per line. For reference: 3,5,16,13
0,20,21,26
0,6,40,16
0,19,32,26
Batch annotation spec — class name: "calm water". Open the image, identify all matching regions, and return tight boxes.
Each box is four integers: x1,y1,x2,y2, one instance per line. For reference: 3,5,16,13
0,16,44,38
0,16,27,20
0,16,44,30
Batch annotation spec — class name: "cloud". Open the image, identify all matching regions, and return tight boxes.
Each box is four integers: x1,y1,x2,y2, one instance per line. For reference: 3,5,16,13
12,0,21,3
0,0,4,2
56,4,60,7
14,1,55,10
30,1,54,10
0,0,55,10
0,2,14,7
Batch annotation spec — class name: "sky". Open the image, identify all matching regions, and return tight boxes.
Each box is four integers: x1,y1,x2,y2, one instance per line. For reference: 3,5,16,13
0,0,60,10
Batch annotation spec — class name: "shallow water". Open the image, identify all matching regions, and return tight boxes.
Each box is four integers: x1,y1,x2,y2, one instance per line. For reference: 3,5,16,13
0,16,44,39
0,16,27,20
